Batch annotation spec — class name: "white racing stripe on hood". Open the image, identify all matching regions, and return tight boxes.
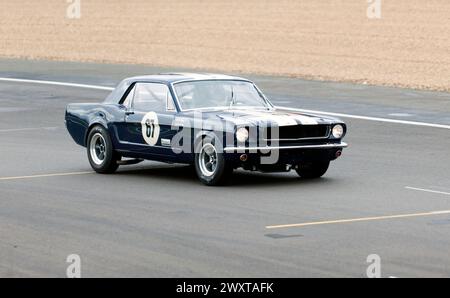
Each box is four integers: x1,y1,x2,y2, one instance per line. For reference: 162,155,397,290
236,110,318,126
232,110,298,126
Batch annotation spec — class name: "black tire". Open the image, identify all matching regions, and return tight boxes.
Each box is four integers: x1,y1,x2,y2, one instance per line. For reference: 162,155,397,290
194,136,233,186
295,161,330,179
86,125,120,174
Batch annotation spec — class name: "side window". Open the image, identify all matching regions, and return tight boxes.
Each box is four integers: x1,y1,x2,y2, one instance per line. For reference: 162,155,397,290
132,83,175,113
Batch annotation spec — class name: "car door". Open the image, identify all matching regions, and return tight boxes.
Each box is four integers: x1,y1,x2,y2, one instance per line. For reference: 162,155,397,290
117,82,178,158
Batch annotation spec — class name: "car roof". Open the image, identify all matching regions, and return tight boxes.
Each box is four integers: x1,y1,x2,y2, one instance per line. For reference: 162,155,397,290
125,73,251,84
103,73,253,104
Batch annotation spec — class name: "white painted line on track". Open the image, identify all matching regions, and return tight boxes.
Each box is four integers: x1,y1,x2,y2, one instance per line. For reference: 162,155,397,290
0,78,114,91
266,210,450,229
0,126,59,133
279,107,450,130
405,186,450,197
0,171,94,181
388,113,414,117
1,77,449,129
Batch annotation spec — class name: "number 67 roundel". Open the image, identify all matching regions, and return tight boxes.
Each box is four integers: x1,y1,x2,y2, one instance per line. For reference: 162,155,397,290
141,112,160,146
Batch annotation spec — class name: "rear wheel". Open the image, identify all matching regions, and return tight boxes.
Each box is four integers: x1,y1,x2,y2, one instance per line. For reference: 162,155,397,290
295,161,330,179
194,137,232,186
87,125,120,174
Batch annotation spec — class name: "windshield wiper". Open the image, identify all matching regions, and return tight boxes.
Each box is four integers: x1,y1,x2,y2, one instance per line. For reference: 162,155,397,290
228,86,236,109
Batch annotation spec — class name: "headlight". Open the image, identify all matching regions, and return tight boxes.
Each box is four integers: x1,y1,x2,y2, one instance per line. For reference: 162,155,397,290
236,127,249,143
332,124,344,139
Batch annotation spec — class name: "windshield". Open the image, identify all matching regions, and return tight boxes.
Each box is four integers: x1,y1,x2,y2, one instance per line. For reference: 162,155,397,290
173,80,270,110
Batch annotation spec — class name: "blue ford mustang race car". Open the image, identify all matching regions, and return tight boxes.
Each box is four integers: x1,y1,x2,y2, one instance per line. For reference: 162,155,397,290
65,73,347,185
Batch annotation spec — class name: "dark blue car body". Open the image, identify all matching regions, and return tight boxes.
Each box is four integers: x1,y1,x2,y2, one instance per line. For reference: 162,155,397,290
65,73,347,181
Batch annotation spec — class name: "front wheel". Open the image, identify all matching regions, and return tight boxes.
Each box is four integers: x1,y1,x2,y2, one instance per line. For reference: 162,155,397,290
295,161,330,179
194,137,232,186
87,125,120,174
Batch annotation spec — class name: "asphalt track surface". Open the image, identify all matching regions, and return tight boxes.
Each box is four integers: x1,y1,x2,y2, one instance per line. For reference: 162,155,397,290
0,59,449,277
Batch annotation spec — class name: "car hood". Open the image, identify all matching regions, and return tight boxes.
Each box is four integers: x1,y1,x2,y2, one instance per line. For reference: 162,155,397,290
183,108,341,127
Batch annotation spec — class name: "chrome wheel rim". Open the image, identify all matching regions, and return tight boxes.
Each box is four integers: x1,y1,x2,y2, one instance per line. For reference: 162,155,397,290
199,143,218,177
90,133,107,165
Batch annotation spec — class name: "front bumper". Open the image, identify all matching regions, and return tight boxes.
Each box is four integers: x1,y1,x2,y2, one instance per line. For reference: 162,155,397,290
223,142,348,153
